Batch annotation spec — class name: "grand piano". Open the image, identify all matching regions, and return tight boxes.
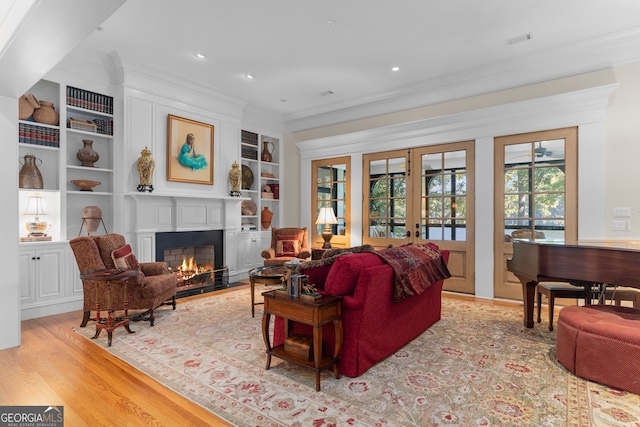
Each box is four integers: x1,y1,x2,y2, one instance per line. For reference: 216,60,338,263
507,240,640,328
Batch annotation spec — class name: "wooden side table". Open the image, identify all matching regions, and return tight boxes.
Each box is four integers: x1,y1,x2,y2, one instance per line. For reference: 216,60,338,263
261,290,343,391
248,265,286,317
80,268,138,346
311,248,329,260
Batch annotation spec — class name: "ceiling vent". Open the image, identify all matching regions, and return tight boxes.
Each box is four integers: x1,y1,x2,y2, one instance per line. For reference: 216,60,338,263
506,32,533,46
319,90,334,97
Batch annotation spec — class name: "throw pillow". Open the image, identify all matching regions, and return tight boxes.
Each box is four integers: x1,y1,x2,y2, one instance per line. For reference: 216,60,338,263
111,244,140,270
276,234,301,257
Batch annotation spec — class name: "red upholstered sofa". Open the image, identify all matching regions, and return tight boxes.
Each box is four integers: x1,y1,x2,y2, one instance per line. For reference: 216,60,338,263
273,244,450,377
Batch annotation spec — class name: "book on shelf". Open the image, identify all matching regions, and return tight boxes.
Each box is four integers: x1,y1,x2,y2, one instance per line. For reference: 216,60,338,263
20,235,52,242
241,223,257,231
67,86,113,115
18,122,60,147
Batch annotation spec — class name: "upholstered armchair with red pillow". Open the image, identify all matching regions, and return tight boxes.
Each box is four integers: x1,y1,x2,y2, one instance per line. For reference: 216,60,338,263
261,227,311,266
69,233,177,327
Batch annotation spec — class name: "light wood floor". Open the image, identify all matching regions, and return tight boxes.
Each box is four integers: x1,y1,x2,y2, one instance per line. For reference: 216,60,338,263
0,286,528,426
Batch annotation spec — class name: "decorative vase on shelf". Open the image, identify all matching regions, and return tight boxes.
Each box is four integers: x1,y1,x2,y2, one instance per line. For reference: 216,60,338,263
81,206,103,235
261,206,273,230
19,94,40,120
261,141,274,162
77,139,99,167
136,146,155,192
19,153,43,189
32,100,59,125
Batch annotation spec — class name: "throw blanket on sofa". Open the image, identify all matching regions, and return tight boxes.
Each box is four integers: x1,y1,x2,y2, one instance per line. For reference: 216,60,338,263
374,244,451,302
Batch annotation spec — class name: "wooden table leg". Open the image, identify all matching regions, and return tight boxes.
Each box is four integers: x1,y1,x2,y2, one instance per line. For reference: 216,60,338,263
262,312,272,369
313,325,323,391
332,318,343,379
251,277,256,318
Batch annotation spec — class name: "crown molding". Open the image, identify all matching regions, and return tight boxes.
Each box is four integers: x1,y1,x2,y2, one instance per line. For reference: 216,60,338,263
284,25,640,134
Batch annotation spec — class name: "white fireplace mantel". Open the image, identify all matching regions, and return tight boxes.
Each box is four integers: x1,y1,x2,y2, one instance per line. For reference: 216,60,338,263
124,192,247,266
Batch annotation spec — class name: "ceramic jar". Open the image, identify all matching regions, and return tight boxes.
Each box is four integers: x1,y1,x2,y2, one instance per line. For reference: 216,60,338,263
77,139,99,167
136,146,155,192
261,141,274,162
32,100,59,125
19,94,40,120
19,153,44,189
261,206,273,230
81,206,103,235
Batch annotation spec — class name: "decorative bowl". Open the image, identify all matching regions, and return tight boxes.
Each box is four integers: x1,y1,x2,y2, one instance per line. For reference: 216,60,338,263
71,179,101,191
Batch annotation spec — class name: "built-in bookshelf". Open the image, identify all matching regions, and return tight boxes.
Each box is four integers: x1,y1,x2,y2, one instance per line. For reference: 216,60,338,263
240,130,280,232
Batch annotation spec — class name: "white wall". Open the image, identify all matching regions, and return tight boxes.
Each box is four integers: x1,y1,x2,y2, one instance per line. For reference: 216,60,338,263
0,95,21,349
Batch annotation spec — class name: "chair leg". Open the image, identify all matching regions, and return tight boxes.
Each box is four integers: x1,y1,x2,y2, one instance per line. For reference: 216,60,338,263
537,290,542,324
149,309,155,327
548,292,555,331
171,296,176,310
80,311,91,327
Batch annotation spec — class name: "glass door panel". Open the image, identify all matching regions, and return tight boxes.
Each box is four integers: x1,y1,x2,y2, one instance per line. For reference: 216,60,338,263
311,157,350,248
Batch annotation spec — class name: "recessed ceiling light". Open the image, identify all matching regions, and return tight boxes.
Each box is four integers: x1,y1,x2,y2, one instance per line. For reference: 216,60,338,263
325,19,336,26
392,66,400,72
195,53,206,59
245,74,255,79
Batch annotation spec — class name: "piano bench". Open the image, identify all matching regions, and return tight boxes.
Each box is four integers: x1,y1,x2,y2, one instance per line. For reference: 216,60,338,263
556,305,640,395
537,283,640,331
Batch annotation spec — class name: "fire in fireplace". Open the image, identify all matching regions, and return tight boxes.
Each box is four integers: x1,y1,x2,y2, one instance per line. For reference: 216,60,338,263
156,230,228,297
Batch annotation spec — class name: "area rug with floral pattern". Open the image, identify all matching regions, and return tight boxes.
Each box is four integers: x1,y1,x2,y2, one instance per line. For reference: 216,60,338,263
74,286,640,426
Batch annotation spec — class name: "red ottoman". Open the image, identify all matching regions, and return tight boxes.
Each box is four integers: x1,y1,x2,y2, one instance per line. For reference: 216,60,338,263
556,305,640,394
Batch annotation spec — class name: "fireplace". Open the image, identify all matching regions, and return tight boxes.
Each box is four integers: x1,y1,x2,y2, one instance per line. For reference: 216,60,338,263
155,230,228,297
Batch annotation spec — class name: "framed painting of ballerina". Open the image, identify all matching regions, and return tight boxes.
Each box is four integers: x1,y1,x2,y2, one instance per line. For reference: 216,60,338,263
167,114,214,185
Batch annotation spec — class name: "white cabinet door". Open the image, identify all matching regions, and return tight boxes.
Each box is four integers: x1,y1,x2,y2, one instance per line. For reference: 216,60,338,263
19,243,73,319
240,232,265,271
19,250,36,304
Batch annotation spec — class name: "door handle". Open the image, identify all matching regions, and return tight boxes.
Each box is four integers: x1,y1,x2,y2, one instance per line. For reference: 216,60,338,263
415,231,420,238
405,231,411,237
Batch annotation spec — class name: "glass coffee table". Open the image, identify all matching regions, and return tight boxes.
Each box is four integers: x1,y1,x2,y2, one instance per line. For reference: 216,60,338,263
248,264,286,317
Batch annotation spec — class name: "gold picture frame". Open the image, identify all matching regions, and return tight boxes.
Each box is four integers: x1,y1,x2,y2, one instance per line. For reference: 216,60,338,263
167,114,214,185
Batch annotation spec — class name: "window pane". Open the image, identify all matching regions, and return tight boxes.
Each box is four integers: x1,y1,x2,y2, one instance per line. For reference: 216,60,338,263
454,173,467,195
534,167,565,192
336,182,346,199
504,169,530,193
369,200,387,220
534,193,564,218
444,150,465,170
371,179,387,197
454,197,466,218
391,198,406,218
505,194,529,218
505,143,532,164
423,153,442,171
392,177,406,195
428,198,443,218
428,176,443,195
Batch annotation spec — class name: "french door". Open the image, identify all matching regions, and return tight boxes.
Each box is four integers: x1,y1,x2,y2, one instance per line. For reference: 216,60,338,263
494,127,578,300
363,141,475,294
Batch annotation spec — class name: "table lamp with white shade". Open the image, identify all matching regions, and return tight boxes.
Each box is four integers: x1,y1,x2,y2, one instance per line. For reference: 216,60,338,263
23,193,49,236
316,207,338,249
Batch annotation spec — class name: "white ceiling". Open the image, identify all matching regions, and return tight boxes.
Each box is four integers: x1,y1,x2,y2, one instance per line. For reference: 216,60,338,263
15,1,640,126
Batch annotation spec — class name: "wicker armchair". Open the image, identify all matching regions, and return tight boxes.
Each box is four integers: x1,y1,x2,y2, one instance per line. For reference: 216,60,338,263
69,234,177,327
